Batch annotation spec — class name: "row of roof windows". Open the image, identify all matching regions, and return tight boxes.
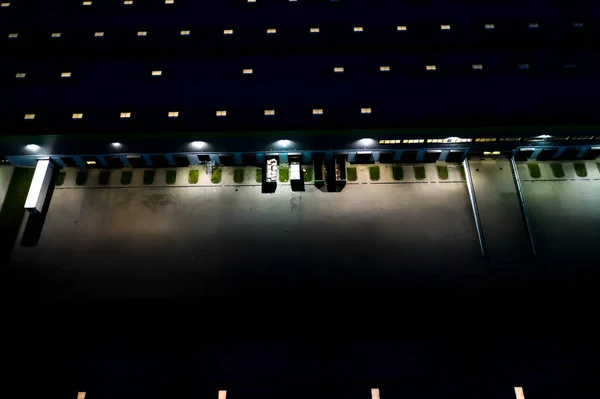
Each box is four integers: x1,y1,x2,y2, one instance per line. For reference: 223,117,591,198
20,109,373,120
4,22,587,39
10,63,583,79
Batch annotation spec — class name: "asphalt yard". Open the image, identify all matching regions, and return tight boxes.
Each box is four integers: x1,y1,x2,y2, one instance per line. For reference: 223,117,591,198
8,179,483,299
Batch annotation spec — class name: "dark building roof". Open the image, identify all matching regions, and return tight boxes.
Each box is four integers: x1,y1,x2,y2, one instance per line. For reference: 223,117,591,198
1,0,600,137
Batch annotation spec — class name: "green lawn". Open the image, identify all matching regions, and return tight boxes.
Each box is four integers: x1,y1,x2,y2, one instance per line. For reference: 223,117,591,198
211,168,222,184
143,170,155,185
550,163,565,178
392,166,404,181
234,168,244,183
347,167,357,181
189,169,199,184
99,171,110,185
256,168,262,183
574,163,587,177
76,171,88,186
527,163,541,178
166,170,177,184
437,165,449,180
369,166,380,181
0,168,34,261
279,167,289,183
303,166,313,182
121,171,133,185
414,165,426,180
55,172,66,186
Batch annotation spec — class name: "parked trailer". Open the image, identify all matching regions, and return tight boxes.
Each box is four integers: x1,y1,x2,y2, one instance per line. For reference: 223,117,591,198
314,160,325,183
335,158,347,182
266,157,278,183
25,158,55,214
290,162,301,181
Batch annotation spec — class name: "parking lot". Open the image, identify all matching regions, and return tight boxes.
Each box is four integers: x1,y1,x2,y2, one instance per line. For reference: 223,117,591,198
8,175,483,299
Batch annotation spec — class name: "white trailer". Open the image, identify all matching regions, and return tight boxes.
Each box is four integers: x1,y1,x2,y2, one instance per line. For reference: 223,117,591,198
290,162,301,181
266,158,278,183
24,158,55,214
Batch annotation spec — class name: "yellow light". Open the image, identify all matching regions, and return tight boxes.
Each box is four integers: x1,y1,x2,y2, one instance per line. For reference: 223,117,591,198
24,114,35,120
216,110,227,117
485,24,495,29
94,32,104,37
8,33,18,38
86,161,96,165
223,29,233,35
514,387,525,399
168,111,179,118
354,27,364,32
51,32,61,38
264,110,275,116
310,28,320,33
137,31,147,36
242,69,253,74
165,0,174,3
72,113,83,119
1,3,11,7
180,30,190,36
124,0,133,4
472,64,483,70
61,72,72,78
312,109,323,115
120,112,131,118
334,67,344,73
397,26,407,31
441,25,451,30
82,1,92,5
361,108,372,114
426,65,436,71
152,70,162,76
380,66,390,72
15,72,26,79
267,28,276,34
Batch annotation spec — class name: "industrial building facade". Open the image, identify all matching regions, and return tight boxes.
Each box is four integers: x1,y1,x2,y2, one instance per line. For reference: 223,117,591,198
1,0,600,166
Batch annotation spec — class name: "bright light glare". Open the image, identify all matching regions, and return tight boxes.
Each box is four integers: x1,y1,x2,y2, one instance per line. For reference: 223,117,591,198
277,139,291,146
360,138,375,146
191,141,205,148
26,144,40,151
111,142,122,148
538,135,551,139
514,387,525,399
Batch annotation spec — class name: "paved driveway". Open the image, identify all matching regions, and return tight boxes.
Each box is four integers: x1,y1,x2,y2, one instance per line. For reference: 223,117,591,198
9,182,482,298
